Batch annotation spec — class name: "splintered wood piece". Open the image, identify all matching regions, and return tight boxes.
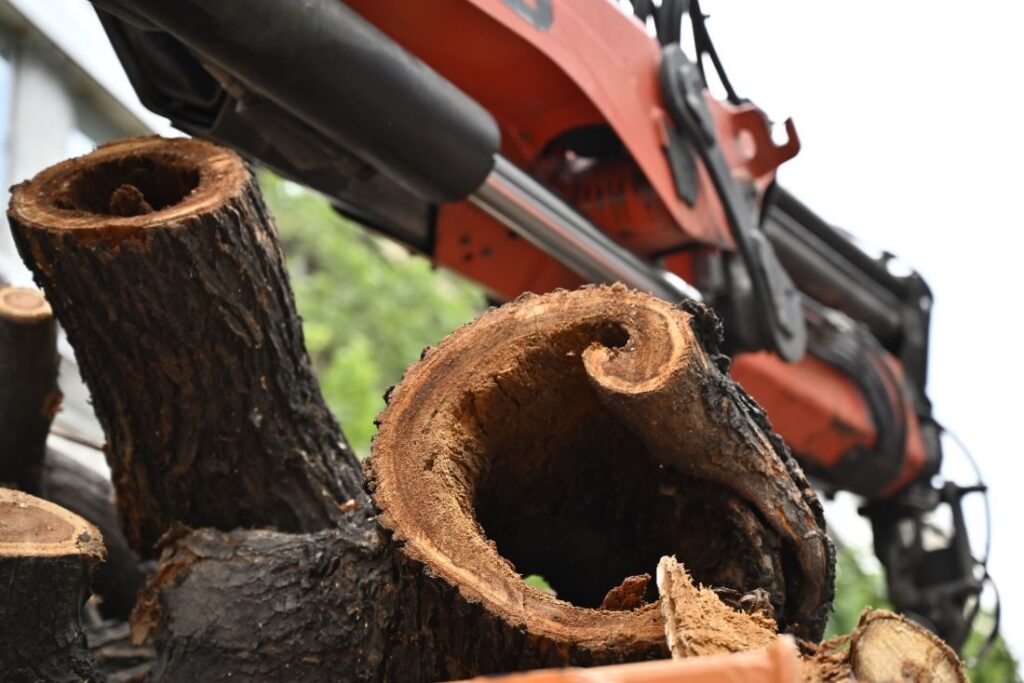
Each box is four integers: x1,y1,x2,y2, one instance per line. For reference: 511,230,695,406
8,135,369,554
0,286,60,493
367,284,835,672
657,556,776,659
850,610,965,683
0,488,106,681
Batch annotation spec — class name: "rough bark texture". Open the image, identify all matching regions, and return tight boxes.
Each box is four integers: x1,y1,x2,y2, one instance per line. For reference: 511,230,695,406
8,136,369,554
0,488,106,682
8,137,838,681
131,525,403,682
135,284,835,681
41,449,147,621
0,286,60,493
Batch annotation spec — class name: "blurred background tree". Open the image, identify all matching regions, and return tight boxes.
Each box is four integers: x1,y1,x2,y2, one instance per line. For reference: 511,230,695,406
261,172,1018,681
260,172,485,454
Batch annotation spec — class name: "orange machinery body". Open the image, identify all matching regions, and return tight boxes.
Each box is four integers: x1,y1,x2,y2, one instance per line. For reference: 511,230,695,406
345,0,926,495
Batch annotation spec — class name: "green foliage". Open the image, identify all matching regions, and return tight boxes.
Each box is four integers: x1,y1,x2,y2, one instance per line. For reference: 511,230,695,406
824,546,891,639
523,574,556,596
259,172,485,455
827,546,1019,682
964,614,1021,683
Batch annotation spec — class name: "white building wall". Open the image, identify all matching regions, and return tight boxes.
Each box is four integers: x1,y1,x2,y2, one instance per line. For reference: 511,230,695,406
0,0,172,464
0,50,76,283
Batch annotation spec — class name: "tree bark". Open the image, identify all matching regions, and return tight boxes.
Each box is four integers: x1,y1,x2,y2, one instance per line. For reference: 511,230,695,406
9,137,835,681
0,488,106,682
131,524,406,681
8,136,369,555
0,286,60,493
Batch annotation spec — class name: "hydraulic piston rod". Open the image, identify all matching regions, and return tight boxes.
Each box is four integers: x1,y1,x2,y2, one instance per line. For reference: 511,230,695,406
471,156,703,303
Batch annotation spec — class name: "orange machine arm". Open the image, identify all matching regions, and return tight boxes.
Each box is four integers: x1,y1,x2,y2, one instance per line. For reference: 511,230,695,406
345,0,930,497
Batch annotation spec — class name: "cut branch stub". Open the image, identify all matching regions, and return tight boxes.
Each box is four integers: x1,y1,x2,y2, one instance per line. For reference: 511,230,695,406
367,285,836,664
8,136,368,554
0,286,60,493
0,488,106,682
850,610,965,683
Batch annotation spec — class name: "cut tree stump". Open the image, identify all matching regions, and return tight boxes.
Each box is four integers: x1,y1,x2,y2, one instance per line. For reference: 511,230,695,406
8,136,369,554
0,488,106,682
0,286,60,493
9,136,835,680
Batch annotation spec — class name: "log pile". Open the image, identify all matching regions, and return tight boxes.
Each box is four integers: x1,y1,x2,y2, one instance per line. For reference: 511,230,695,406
0,135,964,682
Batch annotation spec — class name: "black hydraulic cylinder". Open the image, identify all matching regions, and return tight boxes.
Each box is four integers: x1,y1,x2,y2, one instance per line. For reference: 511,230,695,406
103,0,500,203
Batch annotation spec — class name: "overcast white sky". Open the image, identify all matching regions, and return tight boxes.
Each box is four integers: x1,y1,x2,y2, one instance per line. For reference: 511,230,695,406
39,0,1024,661
695,0,1024,654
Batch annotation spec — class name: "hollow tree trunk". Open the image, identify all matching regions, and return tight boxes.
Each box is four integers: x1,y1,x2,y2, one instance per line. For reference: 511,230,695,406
0,488,106,682
367,284,835,649
9,136,834,681
0,286,60,493
8,136,369,554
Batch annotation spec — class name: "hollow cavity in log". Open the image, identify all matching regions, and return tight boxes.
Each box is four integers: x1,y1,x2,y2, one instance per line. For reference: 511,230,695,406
368,285,835,651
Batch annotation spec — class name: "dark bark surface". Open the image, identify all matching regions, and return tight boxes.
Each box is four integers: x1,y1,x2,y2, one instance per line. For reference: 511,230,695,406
7,137,835,681
0,489,106,682
135,525,668,683
134,524,402,682
0,286,60,493
41,449,148,621
9,137,369,554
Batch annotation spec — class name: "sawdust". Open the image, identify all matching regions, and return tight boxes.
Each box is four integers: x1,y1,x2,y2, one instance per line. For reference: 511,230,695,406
800,634,854,682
